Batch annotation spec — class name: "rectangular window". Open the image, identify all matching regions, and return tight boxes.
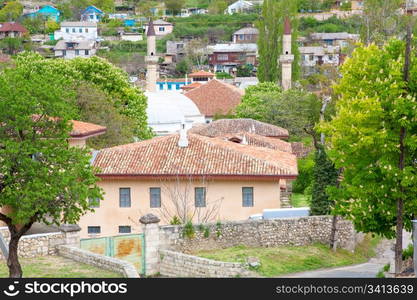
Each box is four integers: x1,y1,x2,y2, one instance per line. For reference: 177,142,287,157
217,54,228,61
119,188,131,207
86,28,89,33
88,197,100,208
242,187,254,207
195,187,206,207
72,28,76,33
159,27,165,32
119,226,131,234
85,50,89,55
62,50,66,56
87,226,101,234
75,50,79,56
65,28,69,33
150,188,161,208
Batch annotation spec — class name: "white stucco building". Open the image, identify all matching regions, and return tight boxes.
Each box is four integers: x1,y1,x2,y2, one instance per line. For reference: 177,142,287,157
54,22,98,41
54,39,97,59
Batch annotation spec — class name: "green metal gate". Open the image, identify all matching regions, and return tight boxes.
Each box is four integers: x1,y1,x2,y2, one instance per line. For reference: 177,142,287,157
80,234,145,275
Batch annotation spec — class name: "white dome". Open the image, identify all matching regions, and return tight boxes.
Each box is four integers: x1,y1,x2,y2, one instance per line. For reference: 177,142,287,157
145,91,206,135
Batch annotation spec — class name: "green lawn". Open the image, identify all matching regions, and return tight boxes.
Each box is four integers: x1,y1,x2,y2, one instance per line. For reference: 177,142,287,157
0,256,122,278
195,235,381,277
291,193,311,207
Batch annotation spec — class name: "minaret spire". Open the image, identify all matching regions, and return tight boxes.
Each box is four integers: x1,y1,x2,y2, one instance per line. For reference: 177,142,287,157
146,19,158,92
279,17,294,91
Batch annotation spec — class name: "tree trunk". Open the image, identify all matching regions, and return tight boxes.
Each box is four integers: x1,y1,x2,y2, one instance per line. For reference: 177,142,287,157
329,215,338,251
7,234,22,278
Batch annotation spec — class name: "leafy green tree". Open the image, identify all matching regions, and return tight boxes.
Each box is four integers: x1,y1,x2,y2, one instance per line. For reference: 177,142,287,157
0,65,102,278
236,83,321,140
360,0,404,46
22,15,44,34
257,0,300,83
92,0,115,12
321,39,417,273
0,1,23,22
0,37,24,55
175,58,191,76
310,146,338,215
76,83,136,148
45,20,60,34
208,0,228,14
14,52,152,140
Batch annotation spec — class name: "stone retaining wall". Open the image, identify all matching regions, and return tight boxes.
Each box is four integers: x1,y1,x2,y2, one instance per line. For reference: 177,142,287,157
159,216,359,254
159,249,256,278
58,245,139,278
0,227,66,259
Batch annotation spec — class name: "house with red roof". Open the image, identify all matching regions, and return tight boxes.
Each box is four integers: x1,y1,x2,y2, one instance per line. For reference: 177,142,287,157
78,128,298,238
0,22,28,39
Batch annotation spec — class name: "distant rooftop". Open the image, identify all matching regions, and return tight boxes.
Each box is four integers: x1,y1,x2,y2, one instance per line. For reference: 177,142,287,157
233,27,259,35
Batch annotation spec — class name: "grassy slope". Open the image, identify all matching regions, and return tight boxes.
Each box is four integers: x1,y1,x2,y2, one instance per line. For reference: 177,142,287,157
0,256,122,278
291,193,311,207
195,235,381,277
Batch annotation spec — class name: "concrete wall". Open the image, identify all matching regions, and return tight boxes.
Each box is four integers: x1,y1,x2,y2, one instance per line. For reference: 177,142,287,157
78,178,282,238
159,249,256,278
58,245,139,278
159,216,359,254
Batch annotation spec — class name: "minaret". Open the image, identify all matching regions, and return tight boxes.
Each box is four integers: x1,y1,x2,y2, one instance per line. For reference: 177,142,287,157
146,19,158,92
279,17,294,91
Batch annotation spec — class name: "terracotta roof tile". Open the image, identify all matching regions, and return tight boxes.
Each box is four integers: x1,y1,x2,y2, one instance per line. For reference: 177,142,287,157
189,119,289,139
0,22,27,33
93,133,297,178
184,79,243,117
181,82,202,91
188,70,215,77
70,120,107,138
218,132,293,153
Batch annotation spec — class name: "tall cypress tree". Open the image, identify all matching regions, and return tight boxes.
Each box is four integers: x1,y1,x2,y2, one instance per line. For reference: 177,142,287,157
256,0,300,83
310,146,338,215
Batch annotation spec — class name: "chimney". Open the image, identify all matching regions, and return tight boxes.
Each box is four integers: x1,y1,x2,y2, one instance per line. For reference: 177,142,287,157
178,120,189,148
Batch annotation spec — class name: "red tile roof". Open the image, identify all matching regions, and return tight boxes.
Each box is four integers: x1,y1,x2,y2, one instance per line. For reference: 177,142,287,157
0,22,28,33
189,119,289,139
70,120,107,138
218,132,293,153
181,82,202,91
188,70,215,78
93,133,297,178
184,79,244,117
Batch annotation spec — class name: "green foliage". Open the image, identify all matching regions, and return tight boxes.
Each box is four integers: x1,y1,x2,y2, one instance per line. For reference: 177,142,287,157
203,226,210,238
0,64,103,227
299,16,361,35
45,20,60,34
383,263,390,272
340,1,351,11
298,0,333,12
236,83,321,140
14,52,152,140
22,16,44,34
402,244,414,260
215,71,233,79
216,221,222,237
0,37,24,55
321,39,417,238
236,64,253,77
165,0,185,15
292,152,315,193
310,147,338,216
257,0,300,83
175,59,191,76
183,221,195,239
170,216,181,225
0,1,23,22
168,14,257,40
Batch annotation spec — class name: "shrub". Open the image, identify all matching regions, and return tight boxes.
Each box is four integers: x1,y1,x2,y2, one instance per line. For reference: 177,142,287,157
183,221,195,239
402,244,414,260
170,216,181,225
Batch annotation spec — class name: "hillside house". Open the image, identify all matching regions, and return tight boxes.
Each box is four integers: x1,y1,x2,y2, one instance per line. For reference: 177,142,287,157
208,43,258,74
145,19,173,37
78,129,298,238
299,45,340,71
308,32,360,48
232,27,259,44
80,5,104,23
54,22,98,41
226,0,254,14
54,40,97,59
166,40,187,63
0,22,28,39
24,5,61,22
